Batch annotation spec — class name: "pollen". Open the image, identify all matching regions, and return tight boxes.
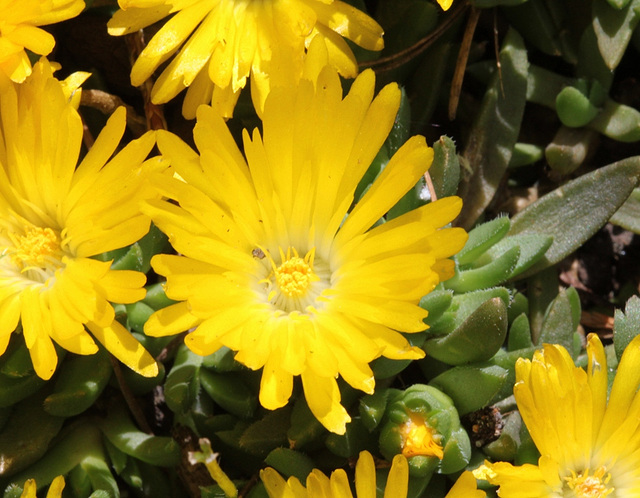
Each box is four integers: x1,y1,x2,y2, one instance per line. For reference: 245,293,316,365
400,415,444,459
564,467,614,498
5,225,64,280
259,246,327,313
275,257,315,297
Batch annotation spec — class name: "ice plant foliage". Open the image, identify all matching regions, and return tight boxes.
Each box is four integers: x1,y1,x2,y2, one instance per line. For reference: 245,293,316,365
0,59,163,380
107,0,384,118
260,451,484,498
143,40,467,434
0,0,84,85
475,333,640,497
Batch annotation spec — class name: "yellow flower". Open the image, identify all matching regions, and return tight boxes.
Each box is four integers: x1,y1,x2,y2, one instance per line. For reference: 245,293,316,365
0,0,85,85
143,39,467,434
0,58,163,380
20,476,64,498
260,451,484,498
400,414,444,459
474,333,640,496
438,0,454,10
107,0,384,119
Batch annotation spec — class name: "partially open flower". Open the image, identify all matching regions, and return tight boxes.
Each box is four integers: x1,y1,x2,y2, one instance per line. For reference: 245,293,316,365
379,385,471,477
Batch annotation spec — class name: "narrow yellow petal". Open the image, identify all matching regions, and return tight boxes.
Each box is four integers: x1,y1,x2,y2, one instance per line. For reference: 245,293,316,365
301,370,350,435
87,321,158,378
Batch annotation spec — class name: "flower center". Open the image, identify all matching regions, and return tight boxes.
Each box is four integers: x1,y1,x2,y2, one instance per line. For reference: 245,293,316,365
4,225,64,282
564,467,614,498
259,246,329,313
274,255,316,297
400,415,444,459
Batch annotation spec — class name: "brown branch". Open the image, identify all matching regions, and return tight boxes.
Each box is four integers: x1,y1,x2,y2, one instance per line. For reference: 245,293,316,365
125,30,168,131
80,89,147,137
109,354,154,435
359,1,469,74
448,6,481,120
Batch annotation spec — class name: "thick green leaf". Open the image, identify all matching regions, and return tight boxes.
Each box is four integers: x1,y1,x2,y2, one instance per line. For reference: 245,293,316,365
538,288,579,353
429,287,511,337
199,370,257,420
589,99,640,142
614,296,640,361
610,187,640,233
593,0,640,70
445,246,520,293
509,156,640,277
456,217,511,267
428,365,508,415
457,29,529,228
325,417,373,458
430,136,460,199
479,233,553,280
482,412,522,461
264,448,316,483
0,392,64,477
423,298,508,365
508,314,533,351
238,407,291,457
546,127,598,175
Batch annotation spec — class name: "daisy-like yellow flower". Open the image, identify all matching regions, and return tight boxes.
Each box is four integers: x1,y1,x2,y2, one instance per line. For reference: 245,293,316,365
260,451,484,498
0,0,85,85
475,333,640,497
143,39,467,434
107,0,384,119
20,476,65,498
0,58,163,380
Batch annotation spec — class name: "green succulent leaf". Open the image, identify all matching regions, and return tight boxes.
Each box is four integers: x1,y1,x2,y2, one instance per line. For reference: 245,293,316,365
457,28,529,228
456,217,511,267
593,0,640,70
538,288,581,354
445,246,521,293
264,448,316,483
428,364,508,415
423,297,508,365
610,187,640,233
614,296,640,361
238,407,292,457
430,136,460,199
509,156,640,277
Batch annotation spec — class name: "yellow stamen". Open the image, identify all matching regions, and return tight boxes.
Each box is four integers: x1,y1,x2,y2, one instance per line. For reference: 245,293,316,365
400,415,444,459
271,247,318,298
564,467,614,498
8,226,62,272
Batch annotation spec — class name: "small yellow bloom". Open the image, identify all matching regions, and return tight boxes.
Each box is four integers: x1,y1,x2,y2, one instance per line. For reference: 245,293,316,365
0,0,85,85
0,58,165,379
20,475,65,498
108,0,384,119
260,451,484,498
143,39,467,434
438,0,454,11
477,333,640,496
400,414,444,459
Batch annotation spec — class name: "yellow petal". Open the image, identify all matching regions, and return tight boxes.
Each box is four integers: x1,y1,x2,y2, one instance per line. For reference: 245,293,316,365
87,320,158,377
301,370,350,434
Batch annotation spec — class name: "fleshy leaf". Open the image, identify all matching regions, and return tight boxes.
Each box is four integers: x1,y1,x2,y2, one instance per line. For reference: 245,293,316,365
509,156,640,277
